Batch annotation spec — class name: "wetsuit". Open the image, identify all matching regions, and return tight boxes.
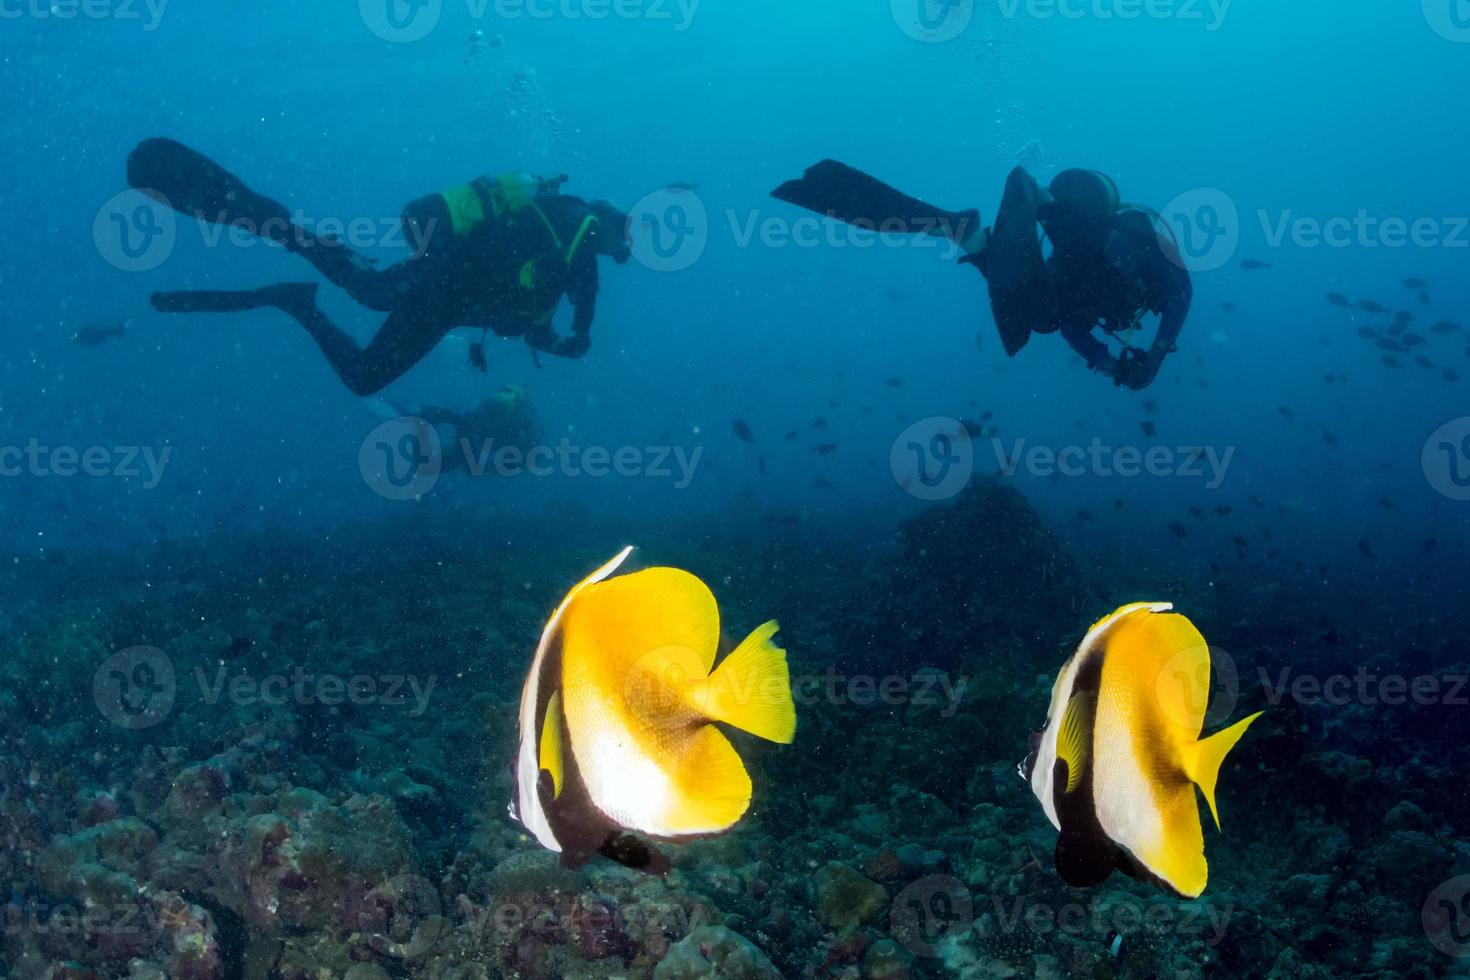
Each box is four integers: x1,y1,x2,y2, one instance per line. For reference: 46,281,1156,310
771,160,1193,391
976,166,1192,390
132,139,622,396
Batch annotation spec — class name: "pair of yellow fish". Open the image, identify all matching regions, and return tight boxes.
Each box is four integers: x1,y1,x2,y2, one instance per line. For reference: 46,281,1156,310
513,549,1258,897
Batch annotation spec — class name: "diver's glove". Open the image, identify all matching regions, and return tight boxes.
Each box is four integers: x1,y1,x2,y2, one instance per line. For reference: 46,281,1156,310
1112,347,1163,391
552,334,591,359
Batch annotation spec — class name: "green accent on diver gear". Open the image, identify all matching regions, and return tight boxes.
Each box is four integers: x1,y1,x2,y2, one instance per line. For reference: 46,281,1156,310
519,259,539,290
442,183,487,236
565,215,599,264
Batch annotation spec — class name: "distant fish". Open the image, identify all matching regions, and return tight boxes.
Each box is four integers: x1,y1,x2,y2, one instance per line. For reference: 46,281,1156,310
1169,522,1189,540
1357,538,1373,558
815,443,838,456
1277,406,1295,422
1077,510,1094,522
1379,497,1397,511
1404,277,1429,290
1114,499,1126,509
1141,421,1157,439
1430,320,1461,335
810,418,828,429
1189,506,1204,519
1445,369,1461,382
71,322,125,347
783,430,798,441
732,420,754,443
1230,534,1248,550
1419,291,1431,305
1376,338,1406,352
1415,356,1435,370
1323,431,1339,446
1326,293,1352,308
1382,355,1403,368
1355,326,1378,339
1357,299,1388,314
884,376,904,389
1142,400,1158,414
1220,302,1237,313
1215,505,1233,517
1240,259,1271,270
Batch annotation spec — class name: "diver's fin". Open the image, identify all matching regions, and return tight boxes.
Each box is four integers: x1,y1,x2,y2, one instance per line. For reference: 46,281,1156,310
772,159,979,242
693,620,796,744
1183,711,1263,831
127,138,292,236
1054,829,1120,889
152,283,318,318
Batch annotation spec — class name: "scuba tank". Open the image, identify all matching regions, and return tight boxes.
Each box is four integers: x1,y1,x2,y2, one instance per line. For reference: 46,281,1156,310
400,172,570,259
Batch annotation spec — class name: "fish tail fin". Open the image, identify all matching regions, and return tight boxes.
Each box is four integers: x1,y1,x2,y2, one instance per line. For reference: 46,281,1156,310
1184,711,1263,831
696,620,796,744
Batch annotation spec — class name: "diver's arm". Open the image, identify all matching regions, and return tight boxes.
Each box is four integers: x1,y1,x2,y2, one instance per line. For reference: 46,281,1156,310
1061,322,1120,377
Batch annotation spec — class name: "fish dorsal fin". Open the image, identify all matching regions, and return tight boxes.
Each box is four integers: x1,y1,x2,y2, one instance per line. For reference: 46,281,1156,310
1057,692,1092,795
539,690,566,800
1184,711,1264,831
689,620,796,744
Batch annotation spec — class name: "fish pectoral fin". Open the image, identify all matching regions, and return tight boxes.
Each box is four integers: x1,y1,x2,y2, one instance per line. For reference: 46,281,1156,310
1054,830,1120,889
661,725,754,835
692,620,796,744
1184,711,1264,831
538,691,566,800
597,832,671,875
1056,692,1092,794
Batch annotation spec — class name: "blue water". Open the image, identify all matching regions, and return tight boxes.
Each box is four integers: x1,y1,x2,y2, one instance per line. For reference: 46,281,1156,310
5,3,1470,977
3,2,1464,566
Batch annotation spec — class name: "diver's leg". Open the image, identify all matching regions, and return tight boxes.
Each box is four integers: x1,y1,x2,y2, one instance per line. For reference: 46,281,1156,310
284,230,422,313
980,166,1057,356
771,160,981,246
287,300,454,397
